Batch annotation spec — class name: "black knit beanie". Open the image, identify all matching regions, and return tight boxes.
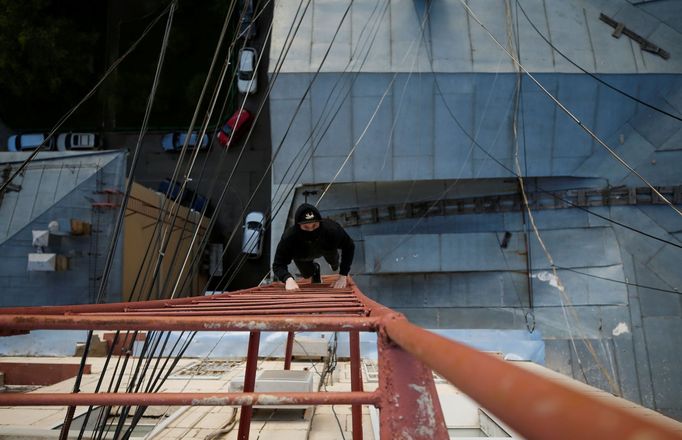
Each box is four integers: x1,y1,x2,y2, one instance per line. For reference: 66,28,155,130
295,203,322,224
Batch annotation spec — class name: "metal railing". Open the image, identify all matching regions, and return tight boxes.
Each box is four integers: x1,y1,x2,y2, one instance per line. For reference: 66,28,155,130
1,277,681,440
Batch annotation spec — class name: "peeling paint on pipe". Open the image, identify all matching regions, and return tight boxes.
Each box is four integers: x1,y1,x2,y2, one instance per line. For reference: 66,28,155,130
0,391,381,407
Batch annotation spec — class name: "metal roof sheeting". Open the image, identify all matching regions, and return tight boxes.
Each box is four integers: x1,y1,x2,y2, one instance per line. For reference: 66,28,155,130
270,0,682,74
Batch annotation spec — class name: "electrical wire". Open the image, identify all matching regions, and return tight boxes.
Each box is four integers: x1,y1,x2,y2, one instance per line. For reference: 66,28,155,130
95,0,178,304
555,265,681,295
126,0,279,302
213,0,394,290
196,0,364,292
102,3,314,432
63,5,179,439
78,1,251,436
163,0,316,297
456,0,682,218
514,0,682,123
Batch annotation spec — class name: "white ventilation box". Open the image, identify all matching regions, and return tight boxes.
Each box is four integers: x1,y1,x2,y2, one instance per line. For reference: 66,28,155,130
27,253,68,271
229,370,314,408
32,230,50,247
292,336,329,358
27,253,57,271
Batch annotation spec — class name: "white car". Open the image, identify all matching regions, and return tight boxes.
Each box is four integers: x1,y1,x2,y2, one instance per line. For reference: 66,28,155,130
237,48,258,94
56,133,98,151
241,211,264,258
7,133,53,152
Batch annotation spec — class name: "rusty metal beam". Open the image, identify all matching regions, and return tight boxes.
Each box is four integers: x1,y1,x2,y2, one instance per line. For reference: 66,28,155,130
0,315,379,332
0,391,381,407
90,306,367,316
376,325,448,440
284,332,295,370
350,330,364,440
238,331,260,440
383,315,682,440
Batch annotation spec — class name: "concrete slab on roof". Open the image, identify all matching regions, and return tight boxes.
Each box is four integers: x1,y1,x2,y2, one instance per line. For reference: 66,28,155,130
643,316,682,409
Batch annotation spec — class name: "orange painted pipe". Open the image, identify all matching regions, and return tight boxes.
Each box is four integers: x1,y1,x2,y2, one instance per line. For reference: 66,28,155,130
0,391,381,407
383,316,682,440
0,314,379,332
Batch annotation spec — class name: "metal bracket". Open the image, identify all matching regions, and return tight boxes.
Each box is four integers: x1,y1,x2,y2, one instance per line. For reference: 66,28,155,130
599,13,670,60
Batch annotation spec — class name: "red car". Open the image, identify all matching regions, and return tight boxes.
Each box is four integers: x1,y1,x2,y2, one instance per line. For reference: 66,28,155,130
217,109,252,147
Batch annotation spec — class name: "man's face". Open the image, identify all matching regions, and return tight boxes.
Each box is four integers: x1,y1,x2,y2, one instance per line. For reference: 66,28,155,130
299,222,320,232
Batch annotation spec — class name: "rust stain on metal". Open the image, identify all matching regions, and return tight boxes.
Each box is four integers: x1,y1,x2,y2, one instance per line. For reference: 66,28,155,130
191,396,230,406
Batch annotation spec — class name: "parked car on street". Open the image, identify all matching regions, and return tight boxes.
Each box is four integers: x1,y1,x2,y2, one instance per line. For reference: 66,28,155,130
56,132,98,151
238,0,257,40
241,211,265,258
237,48,258,94
161,131,209,152
7,133,53,152
217,109,252,147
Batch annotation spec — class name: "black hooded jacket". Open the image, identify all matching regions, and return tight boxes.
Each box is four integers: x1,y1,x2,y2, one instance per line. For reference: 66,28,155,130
272,204,355,282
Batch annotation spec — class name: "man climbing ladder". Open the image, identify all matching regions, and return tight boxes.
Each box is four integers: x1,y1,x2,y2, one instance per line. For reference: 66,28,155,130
272,203,355,290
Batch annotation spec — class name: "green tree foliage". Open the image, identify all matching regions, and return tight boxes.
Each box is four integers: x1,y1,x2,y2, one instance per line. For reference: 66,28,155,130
0,0,100,127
